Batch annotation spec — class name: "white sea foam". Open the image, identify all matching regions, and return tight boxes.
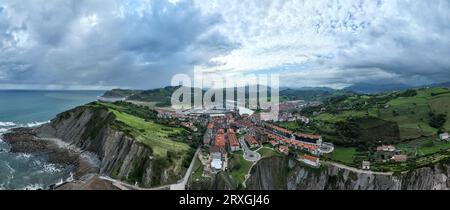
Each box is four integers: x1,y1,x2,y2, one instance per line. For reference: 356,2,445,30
0,122,16,127
42,163,62,173
23,121,49,128
5,162,15,174
15,153,33,160
21,183,44,190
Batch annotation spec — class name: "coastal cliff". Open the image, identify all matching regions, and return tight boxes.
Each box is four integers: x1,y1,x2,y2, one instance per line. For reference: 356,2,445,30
5,104,188,188
248,157,450,190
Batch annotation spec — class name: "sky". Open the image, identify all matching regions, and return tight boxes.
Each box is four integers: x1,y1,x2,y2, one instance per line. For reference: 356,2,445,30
0,0,449,90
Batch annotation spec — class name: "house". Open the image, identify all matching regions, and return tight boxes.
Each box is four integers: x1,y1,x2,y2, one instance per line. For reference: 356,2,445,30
298,154,320,167
214,129,226,149
376,145,396,152
227,128,240,152
269,140,279,147
244,134,259,149
362,161,370,170
439,132,450,140
277,145,289,155
375,145,399,160
392,155,407,162
294,132,321,143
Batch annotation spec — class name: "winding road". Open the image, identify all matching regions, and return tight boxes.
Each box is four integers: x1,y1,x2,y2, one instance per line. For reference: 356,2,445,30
238,137,261,162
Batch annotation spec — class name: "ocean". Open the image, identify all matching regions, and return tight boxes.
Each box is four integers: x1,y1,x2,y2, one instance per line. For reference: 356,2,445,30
0,90,104,190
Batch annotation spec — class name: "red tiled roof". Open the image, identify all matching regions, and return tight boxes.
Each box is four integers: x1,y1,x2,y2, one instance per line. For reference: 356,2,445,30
299,154,318,162
227,129,239,147
215,132,226,147
207,122,214,130
266,124,294,135
244,134,258,145
295,132,321,140
267,133,319,151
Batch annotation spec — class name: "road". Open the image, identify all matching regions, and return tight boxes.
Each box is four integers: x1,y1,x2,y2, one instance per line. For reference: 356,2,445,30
322,161,393,176
170,147,201,190
238,137,261,162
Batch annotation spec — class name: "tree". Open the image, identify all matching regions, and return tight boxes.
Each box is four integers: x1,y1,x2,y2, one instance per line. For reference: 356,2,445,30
429,112,447,129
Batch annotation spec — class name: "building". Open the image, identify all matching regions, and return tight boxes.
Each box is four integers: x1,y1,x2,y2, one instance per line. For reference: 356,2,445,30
439,132,450,140
214,129,226,149
374,145,399,160
244,134,259,149
298,154,320,167
362,161,371,170
269,140,279,147
277,145,289,155
210,151,223,171
266,133,320,155
207,122,214,136
227,128,240,152
294,132,322,143
203,133,211,146
392,155,407,162
376,145,396,152
265,123,294,136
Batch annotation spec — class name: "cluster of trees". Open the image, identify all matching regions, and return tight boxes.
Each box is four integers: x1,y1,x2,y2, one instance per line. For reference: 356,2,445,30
335,118,360,139
399,89,418,97
429,112,447,129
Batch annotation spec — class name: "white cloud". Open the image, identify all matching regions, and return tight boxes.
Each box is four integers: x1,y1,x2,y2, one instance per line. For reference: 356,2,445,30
195,0,450,87
0,0,449,90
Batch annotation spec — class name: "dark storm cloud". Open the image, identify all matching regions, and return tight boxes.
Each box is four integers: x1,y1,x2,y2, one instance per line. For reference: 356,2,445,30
0,0,449,89
329,0,450,86
0,0,236,89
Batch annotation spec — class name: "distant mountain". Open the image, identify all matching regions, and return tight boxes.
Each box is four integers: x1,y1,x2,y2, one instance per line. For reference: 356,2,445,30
101,89,142,98
345,81,450,94
280,88,352,102
344,83,413,94
424,81,450,88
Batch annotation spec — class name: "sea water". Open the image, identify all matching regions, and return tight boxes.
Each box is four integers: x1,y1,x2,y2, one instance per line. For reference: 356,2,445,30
0,90,103,190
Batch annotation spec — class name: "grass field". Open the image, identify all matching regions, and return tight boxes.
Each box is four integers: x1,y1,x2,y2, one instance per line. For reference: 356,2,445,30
314,111,370,122
381,89,450,140
230,152,253,185
111,109,191,157
324,147,357,164
94,102,192,158
398,137,450,157
258,148,283,158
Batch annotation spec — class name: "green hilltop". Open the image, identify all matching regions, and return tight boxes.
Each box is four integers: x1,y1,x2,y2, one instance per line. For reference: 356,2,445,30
278,87,450,172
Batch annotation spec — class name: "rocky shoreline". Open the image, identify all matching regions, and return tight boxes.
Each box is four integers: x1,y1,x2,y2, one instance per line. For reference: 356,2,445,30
1,127,105,190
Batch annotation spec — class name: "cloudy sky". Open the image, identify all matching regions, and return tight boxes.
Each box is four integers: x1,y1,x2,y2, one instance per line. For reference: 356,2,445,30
0,0,449,90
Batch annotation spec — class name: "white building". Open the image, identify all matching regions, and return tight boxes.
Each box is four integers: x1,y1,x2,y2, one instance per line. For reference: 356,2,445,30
362,161,371,170
439,132,449,141
210,152,223,171
298,155,320,168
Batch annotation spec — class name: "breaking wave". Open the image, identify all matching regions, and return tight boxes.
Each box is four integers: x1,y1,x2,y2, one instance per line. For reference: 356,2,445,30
0,120,49,129
24,121,49,128
21,183,45,190
0,122,16,127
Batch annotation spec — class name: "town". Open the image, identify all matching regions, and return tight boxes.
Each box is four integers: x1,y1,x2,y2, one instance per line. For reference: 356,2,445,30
154,100,335,178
